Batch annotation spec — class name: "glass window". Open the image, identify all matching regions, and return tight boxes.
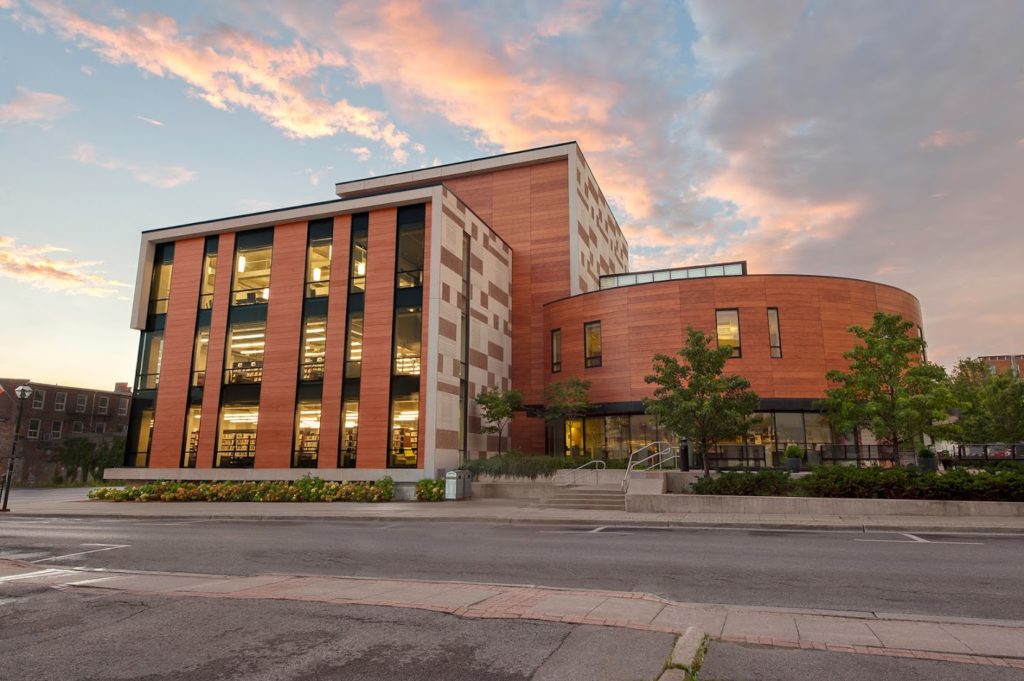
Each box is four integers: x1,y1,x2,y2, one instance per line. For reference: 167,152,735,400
584,321,602,368
97,396,109,415
605,416,631,459
232,242,272,306
393,307,422,376
49,420,63,440
396,223,425,288
345,312,364,378
350,230,368,292
76,394,88,413
199,249,217,310
72,421,84,434
340,399,358,467
300,316,327,381
551,329,562,373
564,417,583,457
149,260,173,315
26,418,41,439
774,412,805,449
137,331,164,390
192,327,210,387
804,413,832,445
293,400,321,468
130,407,154,466
216,403,258,467
584,416,605,459
389,393,419,467
118,398,129,416
32,390,45,409
716,309,741,358
224,321,266,384
95,423,106,434
306,235,332,298
183,405,201,467
767,308,782,358
55,392,66,412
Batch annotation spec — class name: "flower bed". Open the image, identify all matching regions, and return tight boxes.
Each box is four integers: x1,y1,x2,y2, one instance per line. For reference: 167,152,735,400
88,476,394,502
415,478,445,501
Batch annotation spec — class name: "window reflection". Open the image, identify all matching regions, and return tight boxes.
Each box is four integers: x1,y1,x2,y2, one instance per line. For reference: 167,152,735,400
192,327,210,387
216,403,258,467
130,407,154,466
340,399,358,467
232,243,272,306
293,400,321,468
149,261,172,315
183,405,201,467
199,250,217,309
767,308,782,358
300,316,327,381
393,307,422,376
584,321,602,368
389,393,419,467
551,329,562,373
137,331,164,390
305,236,332,298
224,321,266,384
350,232,368,292
345,313,363,378
716,309,741,358
396,223,424,288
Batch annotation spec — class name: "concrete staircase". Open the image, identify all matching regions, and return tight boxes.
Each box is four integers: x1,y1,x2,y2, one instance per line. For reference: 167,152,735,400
534,486,626,511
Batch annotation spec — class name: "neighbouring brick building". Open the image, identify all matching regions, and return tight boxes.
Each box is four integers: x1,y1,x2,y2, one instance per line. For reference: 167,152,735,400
0,379,132,484
111,142,922,483
976,355,1023,377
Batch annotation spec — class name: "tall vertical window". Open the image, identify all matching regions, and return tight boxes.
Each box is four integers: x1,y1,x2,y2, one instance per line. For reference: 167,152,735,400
339,400,358,468
130,407,154,466
231,230,273,306
199,239,218,310
216,403,258,467
76,394,88,413
183,405,201,467
97,396,109,415
350,214,369,292
192,327,211,387
389,392,419,467
551,329,562,373
396,204,425,288
393,307,422,375
55,392,66,412
148,244,173,315
584,321,602,368
137,331,164,390
26,418,41,439
300,316,327,381
32,390,45,409
118,398,129,416
224,321,266,384
49,420,63,440
305,221,333,298
767,308,782,358
345,312,364,378
293,400,321,468
716,309,741,358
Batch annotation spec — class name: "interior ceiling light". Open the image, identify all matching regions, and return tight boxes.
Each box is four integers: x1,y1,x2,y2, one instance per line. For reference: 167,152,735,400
237,255,246,272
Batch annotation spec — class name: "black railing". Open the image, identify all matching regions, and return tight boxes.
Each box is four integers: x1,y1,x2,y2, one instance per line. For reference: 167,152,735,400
943,444,1023,466
224,364,263,384
706,444,768,470
300,362,325,381
216,434,256,468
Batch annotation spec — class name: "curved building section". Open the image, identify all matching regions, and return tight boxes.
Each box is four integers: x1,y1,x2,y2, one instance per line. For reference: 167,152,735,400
542,271,921,457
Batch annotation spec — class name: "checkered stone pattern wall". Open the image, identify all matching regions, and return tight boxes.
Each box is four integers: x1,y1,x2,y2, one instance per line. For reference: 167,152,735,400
434,187,512,469
574,147,630,292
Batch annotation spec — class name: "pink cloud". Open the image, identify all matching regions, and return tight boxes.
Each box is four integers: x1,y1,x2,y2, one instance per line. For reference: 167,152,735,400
25,2,410,157
72,143,195,188
0,236,129,297
350,146,372,162
0,86,73,123
919,128,976,150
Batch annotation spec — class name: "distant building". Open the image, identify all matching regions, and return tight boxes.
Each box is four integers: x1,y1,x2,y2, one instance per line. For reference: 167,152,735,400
0,379,132,484
975,355,1022,377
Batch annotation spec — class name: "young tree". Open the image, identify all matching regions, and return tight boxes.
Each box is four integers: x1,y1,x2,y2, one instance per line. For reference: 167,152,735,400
54,437,96,483
983,372,1024,444
643,327,760,476
821,312,952,456
475,387,524,455
543,378,592,456
948,358,997,443
92,437,126,480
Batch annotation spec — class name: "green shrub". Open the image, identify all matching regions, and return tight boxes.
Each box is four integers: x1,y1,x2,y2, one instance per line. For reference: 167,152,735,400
691,470,793,496
415,479,446,501
917,448,935,458
784,445,805,460
88,476,395,503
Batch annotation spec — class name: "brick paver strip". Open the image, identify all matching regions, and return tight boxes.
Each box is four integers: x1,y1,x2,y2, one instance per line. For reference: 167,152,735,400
1,559,1021,669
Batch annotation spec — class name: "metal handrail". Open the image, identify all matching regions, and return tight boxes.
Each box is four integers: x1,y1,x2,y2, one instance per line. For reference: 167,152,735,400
621,442,676,493
567,458,606,486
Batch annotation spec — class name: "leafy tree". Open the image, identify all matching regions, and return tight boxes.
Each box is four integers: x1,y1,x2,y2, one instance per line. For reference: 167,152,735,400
92,437,126,480
643,327,760,476
475,387,524,455
55,437,97,483
542,378,592,424
948,358,998,443
982,372,1024,444
821,312,952,456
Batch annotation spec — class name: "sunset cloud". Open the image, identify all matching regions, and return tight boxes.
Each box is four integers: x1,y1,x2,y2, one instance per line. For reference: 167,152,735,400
72,142,195,188
135,115,163,126
0,235,129,296
919,129,976,150
0,85,73,123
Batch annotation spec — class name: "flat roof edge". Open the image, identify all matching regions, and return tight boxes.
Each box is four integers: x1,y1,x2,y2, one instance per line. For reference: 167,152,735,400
335,142,578,198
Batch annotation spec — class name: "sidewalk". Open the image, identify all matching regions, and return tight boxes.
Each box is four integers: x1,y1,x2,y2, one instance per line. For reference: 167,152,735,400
2,559,1021,670
5,488,1024,533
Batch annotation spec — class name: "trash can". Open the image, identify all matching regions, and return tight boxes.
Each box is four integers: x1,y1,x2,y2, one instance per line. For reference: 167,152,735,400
458,470,472,499
445,470,473,500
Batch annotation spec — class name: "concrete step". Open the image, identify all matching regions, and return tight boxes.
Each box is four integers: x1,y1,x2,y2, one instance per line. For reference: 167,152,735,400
534,486,627,510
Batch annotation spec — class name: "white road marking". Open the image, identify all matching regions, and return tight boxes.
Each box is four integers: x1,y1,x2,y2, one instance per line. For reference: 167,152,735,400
855,533,983,546
31,543,131,563
0,568,72,583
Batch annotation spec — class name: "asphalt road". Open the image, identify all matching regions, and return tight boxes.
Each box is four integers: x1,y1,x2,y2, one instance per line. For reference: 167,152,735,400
1,516,1021,620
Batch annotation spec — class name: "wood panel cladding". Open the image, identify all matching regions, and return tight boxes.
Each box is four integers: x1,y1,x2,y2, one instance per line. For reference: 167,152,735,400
254,222,307,468
355,207,397,469
148,237,203,467
196,232,235,468
317,214,351,467
543,275,922,404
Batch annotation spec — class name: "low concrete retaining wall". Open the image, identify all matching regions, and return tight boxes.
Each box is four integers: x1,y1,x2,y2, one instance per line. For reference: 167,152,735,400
625,493,1024,517
472,475,554,499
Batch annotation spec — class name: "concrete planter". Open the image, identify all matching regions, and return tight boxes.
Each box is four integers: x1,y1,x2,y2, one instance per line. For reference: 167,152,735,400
625,493,1024,517
916,457,938,472
782,458,802,473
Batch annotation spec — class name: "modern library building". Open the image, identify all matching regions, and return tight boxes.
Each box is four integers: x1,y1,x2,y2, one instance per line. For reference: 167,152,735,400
113,142,922,482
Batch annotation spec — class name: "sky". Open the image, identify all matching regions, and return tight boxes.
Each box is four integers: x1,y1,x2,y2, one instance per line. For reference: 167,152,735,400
0,0,1022,390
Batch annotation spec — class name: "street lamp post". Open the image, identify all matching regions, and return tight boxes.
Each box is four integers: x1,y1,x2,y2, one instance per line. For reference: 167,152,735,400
1,384,33,512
